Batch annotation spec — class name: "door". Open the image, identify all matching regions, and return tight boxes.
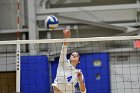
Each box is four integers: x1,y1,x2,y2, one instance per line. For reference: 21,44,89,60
0,72,16,93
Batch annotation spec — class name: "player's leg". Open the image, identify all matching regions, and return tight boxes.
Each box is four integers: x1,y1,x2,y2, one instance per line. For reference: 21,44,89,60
53,86,63,93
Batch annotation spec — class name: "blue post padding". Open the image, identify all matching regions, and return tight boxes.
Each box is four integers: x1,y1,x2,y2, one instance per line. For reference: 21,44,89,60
51,53,111,93
51,57,59,82
21,55,50,93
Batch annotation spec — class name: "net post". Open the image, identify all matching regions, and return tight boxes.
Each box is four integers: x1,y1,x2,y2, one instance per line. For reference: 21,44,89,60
16,42,21,93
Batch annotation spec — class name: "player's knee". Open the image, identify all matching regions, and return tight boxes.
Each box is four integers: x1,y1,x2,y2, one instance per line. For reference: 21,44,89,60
53,86,62,93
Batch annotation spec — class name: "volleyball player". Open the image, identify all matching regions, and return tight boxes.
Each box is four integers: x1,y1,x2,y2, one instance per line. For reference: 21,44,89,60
52,29,86,93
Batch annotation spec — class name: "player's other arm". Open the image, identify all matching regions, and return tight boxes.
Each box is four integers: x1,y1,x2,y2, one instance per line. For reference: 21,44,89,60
77,72,86,93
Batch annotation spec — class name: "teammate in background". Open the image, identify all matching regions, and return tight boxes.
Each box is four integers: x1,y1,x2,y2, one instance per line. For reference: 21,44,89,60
52,29,86,93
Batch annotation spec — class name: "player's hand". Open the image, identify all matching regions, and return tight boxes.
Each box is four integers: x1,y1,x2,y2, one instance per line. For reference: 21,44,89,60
63,29,71,38
63,29,71,46
77,72,83,82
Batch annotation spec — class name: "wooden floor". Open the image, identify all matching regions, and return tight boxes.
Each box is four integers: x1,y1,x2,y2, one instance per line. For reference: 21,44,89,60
0,72,16,93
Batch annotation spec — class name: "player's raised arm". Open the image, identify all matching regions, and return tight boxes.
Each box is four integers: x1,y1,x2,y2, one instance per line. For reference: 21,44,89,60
59,29,71,65
63,29,71,46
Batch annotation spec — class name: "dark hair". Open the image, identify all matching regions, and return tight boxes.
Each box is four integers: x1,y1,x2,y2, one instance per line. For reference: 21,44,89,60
78,56,80,62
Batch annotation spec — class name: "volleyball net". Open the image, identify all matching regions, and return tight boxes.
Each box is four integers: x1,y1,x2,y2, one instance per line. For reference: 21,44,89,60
0,36,140,93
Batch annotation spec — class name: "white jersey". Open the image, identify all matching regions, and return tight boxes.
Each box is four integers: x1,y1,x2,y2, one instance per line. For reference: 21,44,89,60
52,44,85,93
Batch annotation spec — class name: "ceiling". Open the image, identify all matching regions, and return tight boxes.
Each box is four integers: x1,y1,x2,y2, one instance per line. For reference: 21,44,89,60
37,1,140,36
50,0,136,8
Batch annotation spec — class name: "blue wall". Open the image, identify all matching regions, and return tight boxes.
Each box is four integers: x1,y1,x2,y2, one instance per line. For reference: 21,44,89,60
21,56,50,93
78,53,111,93
51,53,111,93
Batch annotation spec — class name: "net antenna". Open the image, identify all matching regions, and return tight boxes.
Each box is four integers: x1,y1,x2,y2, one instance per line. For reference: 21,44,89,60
16,0,21,92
